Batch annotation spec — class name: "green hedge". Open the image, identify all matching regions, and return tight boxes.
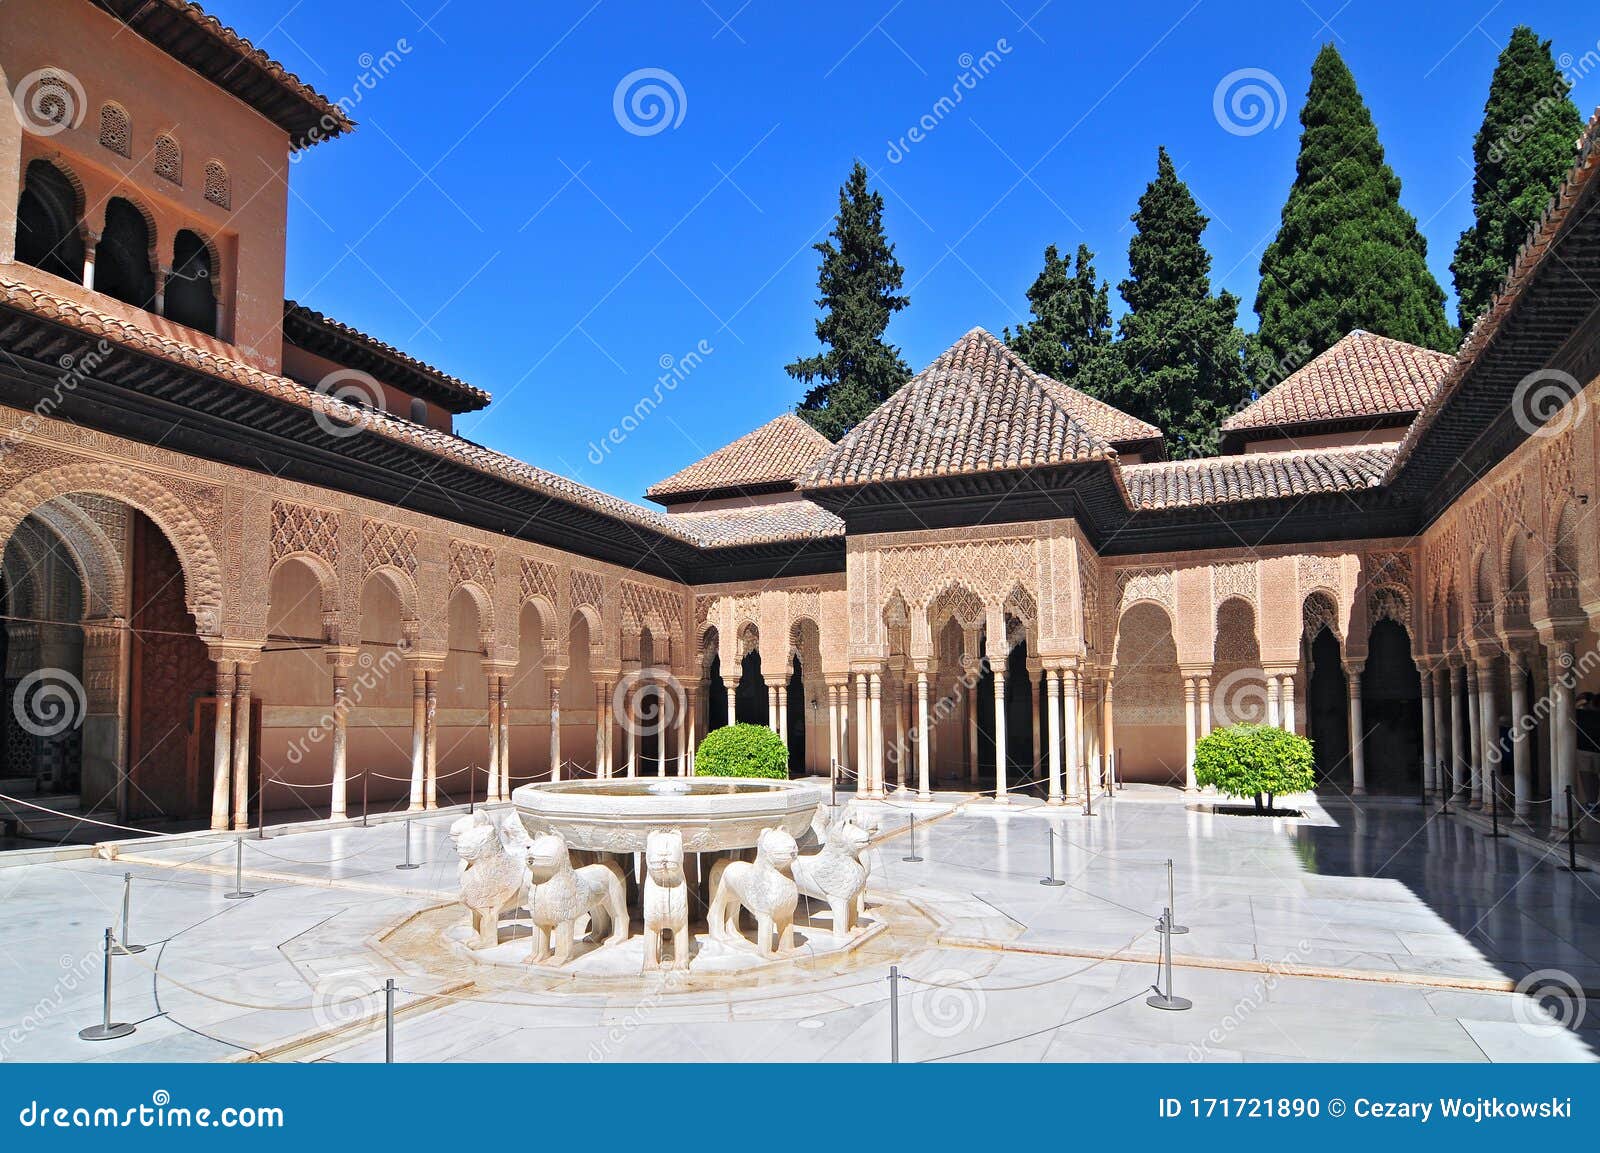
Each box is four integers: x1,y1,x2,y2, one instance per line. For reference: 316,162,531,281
694,723,789,780
1193,723,1315,810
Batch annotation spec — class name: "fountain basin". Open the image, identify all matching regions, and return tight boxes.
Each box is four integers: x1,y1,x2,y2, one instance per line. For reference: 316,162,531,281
511,777,818,853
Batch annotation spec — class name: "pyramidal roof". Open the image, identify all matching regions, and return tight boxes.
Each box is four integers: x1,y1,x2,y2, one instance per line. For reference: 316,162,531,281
1222,330,1453,438
803,328,1147,489
647,412,835,504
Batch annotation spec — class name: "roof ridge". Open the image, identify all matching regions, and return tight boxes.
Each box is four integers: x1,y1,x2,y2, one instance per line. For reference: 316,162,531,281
647,411,835,500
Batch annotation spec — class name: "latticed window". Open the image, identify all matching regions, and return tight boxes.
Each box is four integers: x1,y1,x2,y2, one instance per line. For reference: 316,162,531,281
153,134,181,184
98,103,131,157
203,160,230,209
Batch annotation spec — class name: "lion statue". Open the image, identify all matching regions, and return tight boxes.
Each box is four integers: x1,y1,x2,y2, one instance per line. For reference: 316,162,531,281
708,827,799,957
451,811,530,949
524,832,628,966
642,828,691,971
793,814,874,935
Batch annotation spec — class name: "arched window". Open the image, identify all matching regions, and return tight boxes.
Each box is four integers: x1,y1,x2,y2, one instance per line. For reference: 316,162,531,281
94,198,155,311
98,103,131,157
408,397,428,424
153,134,181,184
165,230,217,335
203,161,230,209
14,160,84,283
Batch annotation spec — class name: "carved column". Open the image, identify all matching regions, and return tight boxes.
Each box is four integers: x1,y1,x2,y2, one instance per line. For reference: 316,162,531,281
1509,653,1532,816
827,682,842,779
1550,641,1578,832
408,665,426,811
1419,668,1435,791
1029,662,1043,775
1465,664,1481,806
231,662,255,830
1345,662,1365,795
1280,673,1296,734
867,669,884,798
725,682,737,728
1102,679,1116,787
1183,676,1198,793
965,679,979,785
916,667,932,800
1432,668,1451,795
893,674,907,791
767,682,779,734
498,673,511,791
1476,660,1497,808
1197,675,1212,739
992,666,1008,802
328,655,354,818
1064,667,1081,801
485,670,501,802
1266,674,1281,728
854,674,869,795
1449,663,1467,797
1046,667,1064,805
424,669,439,809
210,661,236,831
593,676,611,778
549,682,562,781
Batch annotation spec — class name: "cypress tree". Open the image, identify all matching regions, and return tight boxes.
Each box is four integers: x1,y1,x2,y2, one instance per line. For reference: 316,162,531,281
1255,44,1456,363
1113,147,1250,457
1452,26,1583,329
1005,243,1115,386
788,161,911,440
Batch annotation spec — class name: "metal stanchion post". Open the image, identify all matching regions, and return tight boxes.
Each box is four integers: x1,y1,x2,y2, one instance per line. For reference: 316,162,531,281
257,775,266,840
385,977,396,1063
831,760,838,809
1146,909,1191,1012
1441,771,1451,816
1560,786,1588,873
78,928,136,1040
888,965,900,1064
1041,826,1065,887
1164,858,1188,934
1485,771,1506,839
115,872,145,955
902,814,923,863
362,772,369,828
224,837,255,900
1115,747,1124,791
396,818,420,871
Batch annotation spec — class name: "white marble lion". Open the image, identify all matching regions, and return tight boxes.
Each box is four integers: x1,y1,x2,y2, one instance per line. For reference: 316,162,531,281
793,814,874,935
708,827,799,957
642,828,691,971
451,811,530,949
524,832,629,966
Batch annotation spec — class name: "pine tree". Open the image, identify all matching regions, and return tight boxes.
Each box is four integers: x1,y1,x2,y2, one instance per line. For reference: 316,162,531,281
1005,243,1114,386
788,161,911,440
1255,44,1456,363
1452,26,1583,329
1113,147,1250,457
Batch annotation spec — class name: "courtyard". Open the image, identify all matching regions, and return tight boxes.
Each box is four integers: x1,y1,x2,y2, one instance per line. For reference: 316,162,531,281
3,786,1595,1063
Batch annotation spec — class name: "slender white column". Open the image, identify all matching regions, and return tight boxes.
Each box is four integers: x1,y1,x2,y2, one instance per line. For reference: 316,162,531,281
992,667,1008,802
1477,661,1497,808
485,672,501,802
893,676,907,791
1266,674,1281,728
1346,664,1364,795
409,667,426,810
210,663,235,830
1046,668,1063,805
548,683,561,782
725,683,736,728
594,678,609,779
423,671,438,809
1419,668,1435,791
828,684,841,780
1030,667,1043,776
1509,656,1531,816
1183,676,1198,793
1432,670,1450,794
498,675,511,792
1551,643,1578,832
916,671,932,800
966,683,979,785
868,671,884,798
232,664,254,829
855,674,870,796
1281,674,1296,734
1065,667,1082,800
1449,665,1466,796
1198,675,1212,739
1102,680,1115,788
1466,665,1482,806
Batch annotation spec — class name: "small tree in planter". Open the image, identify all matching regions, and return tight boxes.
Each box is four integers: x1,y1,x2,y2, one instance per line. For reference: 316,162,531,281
1193,723,1315,812
694,723,789,780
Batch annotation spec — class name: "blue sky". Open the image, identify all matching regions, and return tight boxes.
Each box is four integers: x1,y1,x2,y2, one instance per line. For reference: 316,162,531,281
207,0,1600,504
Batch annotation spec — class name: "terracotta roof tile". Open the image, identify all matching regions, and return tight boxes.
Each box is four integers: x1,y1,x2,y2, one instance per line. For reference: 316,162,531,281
803,328,1126,489
283,300,490,411
647,413,834,502
662,500,844,546
1223,330,1453,434
1123,446,1396,510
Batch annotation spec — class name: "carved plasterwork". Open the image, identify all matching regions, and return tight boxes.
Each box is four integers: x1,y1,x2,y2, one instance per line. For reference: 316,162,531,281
271,500,339,567
448,538,497,594
362,519,418,578
1212,560,1257,606
1117,567,1175,614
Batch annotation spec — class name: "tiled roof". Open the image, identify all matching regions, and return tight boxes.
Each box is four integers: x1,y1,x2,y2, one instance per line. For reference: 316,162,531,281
1123,446,1396,510
803,328,1124,489
283,301,490,412
89,1,353,149
663,500,844,546
647,414,835,502
1222,330,1453,434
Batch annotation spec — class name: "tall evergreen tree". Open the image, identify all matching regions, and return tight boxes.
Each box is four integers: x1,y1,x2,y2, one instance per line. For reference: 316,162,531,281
788,161,910,440
1255,44,1456,363
1005,243,1114,386
1113,147,1250,457
1452,26,1583,329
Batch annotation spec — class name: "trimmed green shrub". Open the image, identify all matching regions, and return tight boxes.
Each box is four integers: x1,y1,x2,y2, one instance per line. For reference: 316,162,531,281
1193,723,1315,811
694,723,789,780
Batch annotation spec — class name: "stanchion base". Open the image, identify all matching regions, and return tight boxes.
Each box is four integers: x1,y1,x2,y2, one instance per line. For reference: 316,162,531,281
1165,924,1189,935
1559,865,1590,873
1040,878,1065,887
224,891,255,900
113,943,146,955
1483,830,1508,839
1146,994,1191,1011
902,855,924,863
78,1022,135,1040
395,864,420,871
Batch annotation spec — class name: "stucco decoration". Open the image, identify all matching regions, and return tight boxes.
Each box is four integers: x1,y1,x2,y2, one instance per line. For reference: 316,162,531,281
642,828,690,971
708,827,799,956
450,811,530,949
1118,566,1175,614
792,815,873,935
362,518,418,577
271,500,339,567
524,832,629,966
448,538,497,594
1212,561,1257,606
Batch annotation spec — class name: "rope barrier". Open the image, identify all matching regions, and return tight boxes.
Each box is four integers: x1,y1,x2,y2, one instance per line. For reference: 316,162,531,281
0,791,167,837
118,945,384,1014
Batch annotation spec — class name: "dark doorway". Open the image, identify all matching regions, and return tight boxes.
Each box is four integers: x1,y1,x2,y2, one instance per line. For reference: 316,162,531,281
1308,627,1348,786
164,229,216,334
15,160,83,283
734,649,766,725
707,655,728,729
1359,620,1423,793
95,198,156,311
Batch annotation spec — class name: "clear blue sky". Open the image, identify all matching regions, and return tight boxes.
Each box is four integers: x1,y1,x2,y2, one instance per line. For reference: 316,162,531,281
208,0,1599,504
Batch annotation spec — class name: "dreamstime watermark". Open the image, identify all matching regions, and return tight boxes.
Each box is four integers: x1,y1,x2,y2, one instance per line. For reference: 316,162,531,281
12,668,86,738
310,368,383,439
1512,968,1587,1037
587,339,713,465
586,962,694,1060
1187,940,1311,1060
1510,368,1587,440
17,1091,283,1130
1484,641,1600,770
1211,667,1269,726
1212,67,1287,137
910,966,987,1037
885,39,1013,163
612,667,686,739
294,40,414,157
0,339,114,462
0,950,97,1060
11,68,86,137
284,648,405,766
309,974,384,1033
613,68,687,136
1487,42,1600,164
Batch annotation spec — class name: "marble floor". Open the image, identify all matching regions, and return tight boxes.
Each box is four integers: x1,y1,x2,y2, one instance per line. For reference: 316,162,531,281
3,787,1598,1063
